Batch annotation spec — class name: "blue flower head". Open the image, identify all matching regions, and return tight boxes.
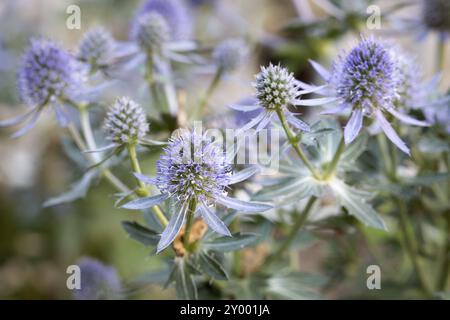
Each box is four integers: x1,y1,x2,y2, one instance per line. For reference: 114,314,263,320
0,38,86,137
156,130,231,204
136,12,171,53
131,0,193,41
122,129,272,253
310,37,429,155
18,38,85,107
103,97,149,145
213,38,249,73
331,37,398,115
73,258,121,300
228,63,335,133
78,27,115,68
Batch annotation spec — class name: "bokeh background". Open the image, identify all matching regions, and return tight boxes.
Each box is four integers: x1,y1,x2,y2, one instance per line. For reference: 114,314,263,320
0,0,448,299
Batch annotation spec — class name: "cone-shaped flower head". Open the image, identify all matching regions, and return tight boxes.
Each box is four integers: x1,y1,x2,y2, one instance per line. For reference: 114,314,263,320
136,12,171,53
131,0,193,41
213,38,249,72
17,38,85,107
310,37,430,154
73,258,121,300
78,27,115,67
253,64,299,110
156,130,231,204
331,37,398,115
104,97,149,145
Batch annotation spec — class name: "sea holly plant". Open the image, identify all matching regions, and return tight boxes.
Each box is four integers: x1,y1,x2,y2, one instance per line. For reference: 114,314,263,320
121,129,273,253
0,0,449,301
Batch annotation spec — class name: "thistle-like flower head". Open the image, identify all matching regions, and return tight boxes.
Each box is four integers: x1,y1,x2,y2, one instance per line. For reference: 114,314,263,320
213,38,249,72
104,97,149,145
17,38,85,107
422,0,450,33
331,37,398,115
136,12,170,53
78,27,115,67
156,130,231,204
131,0,193,41
73,258,121,300
122,129,272,252
253,64,298,110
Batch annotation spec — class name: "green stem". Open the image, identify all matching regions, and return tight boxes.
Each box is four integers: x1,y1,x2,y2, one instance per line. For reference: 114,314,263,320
145,55,166,113
397,199,432,297
266,197,316,264
436,211,450,291
275,108,320,179
127,143,147,192
436,152,450,291
377,134,396,181
184,199,197,249
68,102,168,226
323,136,345,180
125,143,169,226
196,66,223,117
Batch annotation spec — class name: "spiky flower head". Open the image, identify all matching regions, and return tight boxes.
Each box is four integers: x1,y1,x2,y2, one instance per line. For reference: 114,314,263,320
253,64,299,110
213,38,249,72
156,130,231,204
422,0,450,33
73,258,121,300
136,12,170,53
17,38,86,107
331,37,398,115
103,97,149,145
131,0,193,41
78,27,115,67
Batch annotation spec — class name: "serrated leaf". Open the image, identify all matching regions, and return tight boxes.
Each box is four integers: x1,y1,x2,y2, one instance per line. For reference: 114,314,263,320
121,221,160,246
203,233,260,252
329,178,387,231
43,170,98,207
197,251,228,280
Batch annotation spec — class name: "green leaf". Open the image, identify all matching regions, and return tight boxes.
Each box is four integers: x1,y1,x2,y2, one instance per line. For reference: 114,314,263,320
121,221,160,246
340,132,368,163
43,170,98,207
174,259,198,300
254,175,323,203
329,178,387,231
197,251,228,280
203,233,260,252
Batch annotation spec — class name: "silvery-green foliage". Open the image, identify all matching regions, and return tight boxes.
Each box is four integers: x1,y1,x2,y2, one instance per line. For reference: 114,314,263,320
2,0,450,301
